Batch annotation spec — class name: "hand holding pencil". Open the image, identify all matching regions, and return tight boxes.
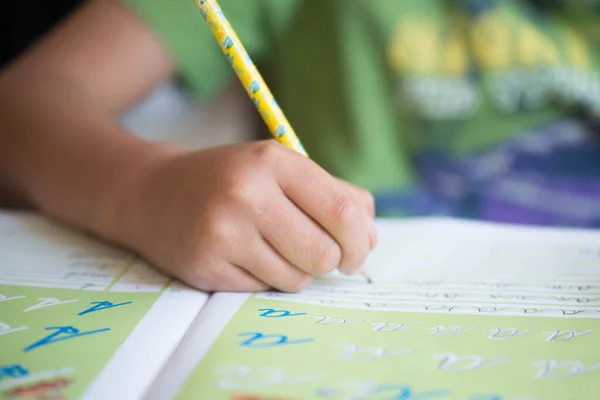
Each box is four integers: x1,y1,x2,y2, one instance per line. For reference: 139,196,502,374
194,0,375,284
111,0,375,294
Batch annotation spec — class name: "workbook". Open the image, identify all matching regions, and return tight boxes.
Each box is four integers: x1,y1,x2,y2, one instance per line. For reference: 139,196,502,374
0,211,598,400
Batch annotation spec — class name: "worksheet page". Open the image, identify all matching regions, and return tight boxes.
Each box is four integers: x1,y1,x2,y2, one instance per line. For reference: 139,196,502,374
0,212,207,400
150,218,600,400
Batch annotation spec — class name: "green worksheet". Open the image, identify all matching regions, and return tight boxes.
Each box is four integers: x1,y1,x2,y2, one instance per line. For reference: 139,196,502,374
2,212,600,400
158,219,600,400
1,285,161,399
0,212,207,400
175,295,599,400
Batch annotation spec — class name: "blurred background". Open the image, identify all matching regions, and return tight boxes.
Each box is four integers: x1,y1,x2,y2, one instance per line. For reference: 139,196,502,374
1,0,254,150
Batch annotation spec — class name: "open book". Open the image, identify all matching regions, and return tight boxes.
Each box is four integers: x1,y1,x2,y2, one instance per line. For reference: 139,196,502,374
0,210,598,400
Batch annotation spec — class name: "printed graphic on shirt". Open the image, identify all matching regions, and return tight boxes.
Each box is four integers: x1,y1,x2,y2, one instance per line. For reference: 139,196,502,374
387,1,600,120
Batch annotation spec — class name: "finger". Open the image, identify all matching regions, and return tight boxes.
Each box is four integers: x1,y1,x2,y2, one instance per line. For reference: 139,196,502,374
180,260,270,292
335,179,378,249
259,195,341,276
336,178,376,218
274,152,371,274
234,236,313,293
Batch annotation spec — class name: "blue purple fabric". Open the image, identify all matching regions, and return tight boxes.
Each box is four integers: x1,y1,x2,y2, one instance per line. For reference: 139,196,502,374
375,117,600,228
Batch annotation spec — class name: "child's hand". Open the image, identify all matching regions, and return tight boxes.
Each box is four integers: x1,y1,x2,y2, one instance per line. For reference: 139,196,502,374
125,140,376,293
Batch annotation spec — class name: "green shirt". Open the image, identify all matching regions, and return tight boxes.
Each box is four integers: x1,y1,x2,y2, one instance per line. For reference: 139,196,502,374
122,0,600,194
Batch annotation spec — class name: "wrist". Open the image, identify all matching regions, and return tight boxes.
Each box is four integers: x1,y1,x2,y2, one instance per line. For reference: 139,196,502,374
23,129,184,254
105,138,185,252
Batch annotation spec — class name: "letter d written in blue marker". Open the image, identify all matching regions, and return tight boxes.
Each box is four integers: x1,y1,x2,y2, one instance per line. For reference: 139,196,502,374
238,332,314,348
258,308,307,318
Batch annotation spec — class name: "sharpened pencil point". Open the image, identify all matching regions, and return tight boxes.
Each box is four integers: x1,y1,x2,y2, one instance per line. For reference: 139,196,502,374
361,270,372,284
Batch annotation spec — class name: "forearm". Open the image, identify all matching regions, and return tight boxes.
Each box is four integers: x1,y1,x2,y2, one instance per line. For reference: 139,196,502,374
0,64,182,247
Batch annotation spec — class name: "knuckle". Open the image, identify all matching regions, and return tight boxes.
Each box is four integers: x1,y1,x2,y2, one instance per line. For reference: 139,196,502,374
202,215,237,250
312,240,341,275
250,140,281,166
331,193,359,227
224,170,255,206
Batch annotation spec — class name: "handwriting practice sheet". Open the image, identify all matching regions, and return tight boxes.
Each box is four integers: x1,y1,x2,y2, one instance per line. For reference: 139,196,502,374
2,211,600,400
0,212,207,400
148,219,600,400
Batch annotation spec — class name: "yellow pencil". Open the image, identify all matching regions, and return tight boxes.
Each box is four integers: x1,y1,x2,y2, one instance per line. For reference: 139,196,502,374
194,0,306,156
194,0,372,284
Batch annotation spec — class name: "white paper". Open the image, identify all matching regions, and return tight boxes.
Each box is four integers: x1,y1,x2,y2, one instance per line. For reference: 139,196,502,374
0,212,169,292
143,292,251,400
81,283,208,400
257,218,600,318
